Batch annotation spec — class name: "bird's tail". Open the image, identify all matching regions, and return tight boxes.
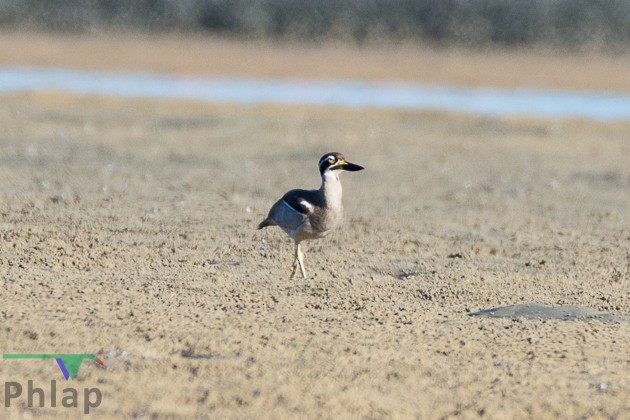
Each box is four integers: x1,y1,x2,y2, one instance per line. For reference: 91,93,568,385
257,218,275,229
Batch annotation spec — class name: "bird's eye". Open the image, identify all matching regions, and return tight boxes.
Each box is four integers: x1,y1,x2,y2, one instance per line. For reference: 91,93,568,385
328,157,335,164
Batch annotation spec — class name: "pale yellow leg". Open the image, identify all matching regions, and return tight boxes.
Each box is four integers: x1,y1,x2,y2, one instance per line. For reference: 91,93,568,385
290,243,299,279
289,242,307,279
296,243,307,279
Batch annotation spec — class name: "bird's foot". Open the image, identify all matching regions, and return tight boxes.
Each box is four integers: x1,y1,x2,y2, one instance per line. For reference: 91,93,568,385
290,255,299,279
297,261,307,279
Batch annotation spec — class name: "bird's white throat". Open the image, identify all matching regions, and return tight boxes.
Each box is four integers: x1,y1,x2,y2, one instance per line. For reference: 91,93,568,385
320,170,343,208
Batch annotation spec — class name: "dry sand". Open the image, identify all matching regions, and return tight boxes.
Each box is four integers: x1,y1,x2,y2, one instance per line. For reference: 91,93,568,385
2,31,630,92
0,34,629,419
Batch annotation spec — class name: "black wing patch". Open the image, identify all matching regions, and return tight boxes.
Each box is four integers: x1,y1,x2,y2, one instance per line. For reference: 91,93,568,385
283,190,315,215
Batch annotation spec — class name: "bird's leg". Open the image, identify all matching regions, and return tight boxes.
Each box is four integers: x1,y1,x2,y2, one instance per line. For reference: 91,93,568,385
296,243,307,279
290,242,299,279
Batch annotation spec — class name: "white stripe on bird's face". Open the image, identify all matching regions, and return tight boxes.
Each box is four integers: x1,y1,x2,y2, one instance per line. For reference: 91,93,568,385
319,155,336,168
319,154,344,174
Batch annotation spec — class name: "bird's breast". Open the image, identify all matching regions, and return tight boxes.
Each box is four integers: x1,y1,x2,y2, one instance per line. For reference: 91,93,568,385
313,202,343,232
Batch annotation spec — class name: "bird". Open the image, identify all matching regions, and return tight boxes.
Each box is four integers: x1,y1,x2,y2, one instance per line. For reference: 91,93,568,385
258,152,364,279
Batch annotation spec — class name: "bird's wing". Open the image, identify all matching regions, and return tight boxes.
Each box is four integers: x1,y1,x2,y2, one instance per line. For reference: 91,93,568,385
265,189,320,236
282,190,316,215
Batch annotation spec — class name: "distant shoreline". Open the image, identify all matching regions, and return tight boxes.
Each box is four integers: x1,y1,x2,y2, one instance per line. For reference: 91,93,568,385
1,31,630,93
2,66,630,120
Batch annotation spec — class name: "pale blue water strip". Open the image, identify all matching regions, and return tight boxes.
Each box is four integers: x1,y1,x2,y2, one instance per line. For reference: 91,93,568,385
1,66,630,121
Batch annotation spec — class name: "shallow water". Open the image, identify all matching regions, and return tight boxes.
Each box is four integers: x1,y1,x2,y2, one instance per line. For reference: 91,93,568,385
469,304,630,322
2,66,630,121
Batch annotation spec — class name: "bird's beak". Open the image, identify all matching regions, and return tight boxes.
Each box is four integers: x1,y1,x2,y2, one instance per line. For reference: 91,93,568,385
340,160,364,171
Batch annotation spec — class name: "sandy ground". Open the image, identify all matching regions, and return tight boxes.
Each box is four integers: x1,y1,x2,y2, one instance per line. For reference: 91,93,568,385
0,34,629,418
0,92,628,419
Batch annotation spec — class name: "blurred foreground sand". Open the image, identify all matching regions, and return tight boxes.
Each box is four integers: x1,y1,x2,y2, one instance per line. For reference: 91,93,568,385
0,90,628,417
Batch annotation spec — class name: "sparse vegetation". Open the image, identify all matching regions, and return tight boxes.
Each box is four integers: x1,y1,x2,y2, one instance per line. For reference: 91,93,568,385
1,0,630,50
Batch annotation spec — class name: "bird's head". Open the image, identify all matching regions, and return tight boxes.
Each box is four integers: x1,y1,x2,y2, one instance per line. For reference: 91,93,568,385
318,152,364,176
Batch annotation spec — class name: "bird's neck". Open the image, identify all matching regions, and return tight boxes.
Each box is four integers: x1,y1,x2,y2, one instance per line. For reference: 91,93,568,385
320,170,343,207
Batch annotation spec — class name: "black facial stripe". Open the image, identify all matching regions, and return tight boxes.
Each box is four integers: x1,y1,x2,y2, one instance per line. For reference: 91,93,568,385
319,155,334,166
319,155,335,174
